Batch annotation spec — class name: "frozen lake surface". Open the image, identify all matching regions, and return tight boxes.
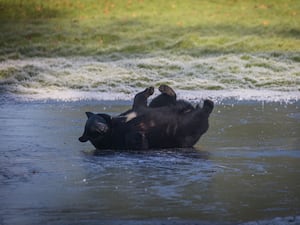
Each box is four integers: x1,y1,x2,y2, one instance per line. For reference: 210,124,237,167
0,99,299,225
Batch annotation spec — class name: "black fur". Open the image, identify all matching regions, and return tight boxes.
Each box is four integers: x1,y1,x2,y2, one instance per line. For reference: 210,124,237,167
79,86,214,150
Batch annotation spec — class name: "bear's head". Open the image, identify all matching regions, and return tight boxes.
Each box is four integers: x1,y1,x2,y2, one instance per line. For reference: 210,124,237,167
79,112,112,148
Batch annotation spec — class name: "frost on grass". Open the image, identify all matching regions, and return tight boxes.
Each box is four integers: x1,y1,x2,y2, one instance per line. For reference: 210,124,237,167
0,53,299,102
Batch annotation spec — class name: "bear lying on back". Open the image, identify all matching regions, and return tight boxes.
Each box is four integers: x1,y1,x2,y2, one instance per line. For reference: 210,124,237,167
79,85,214,150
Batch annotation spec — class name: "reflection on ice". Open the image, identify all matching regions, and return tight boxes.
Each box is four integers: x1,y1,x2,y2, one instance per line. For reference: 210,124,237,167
0,99,299,225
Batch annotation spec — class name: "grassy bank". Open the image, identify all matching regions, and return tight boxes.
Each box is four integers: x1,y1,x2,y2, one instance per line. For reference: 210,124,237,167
0,0,299,59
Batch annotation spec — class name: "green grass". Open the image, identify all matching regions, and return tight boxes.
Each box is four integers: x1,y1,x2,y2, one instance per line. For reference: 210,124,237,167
0,0,299,58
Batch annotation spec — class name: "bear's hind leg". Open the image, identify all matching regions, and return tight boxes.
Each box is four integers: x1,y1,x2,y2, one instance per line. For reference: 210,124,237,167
158,84,176,97
149,85,177,108
132,87,154,110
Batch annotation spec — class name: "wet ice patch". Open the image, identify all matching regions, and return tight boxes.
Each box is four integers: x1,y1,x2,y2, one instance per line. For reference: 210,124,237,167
0,53,299,102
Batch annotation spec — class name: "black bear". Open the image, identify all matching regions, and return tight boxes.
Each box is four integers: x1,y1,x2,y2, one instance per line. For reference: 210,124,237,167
79,85,214,150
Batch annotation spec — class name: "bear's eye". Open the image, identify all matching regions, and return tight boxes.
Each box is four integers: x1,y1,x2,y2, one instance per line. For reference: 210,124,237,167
89,131,100,139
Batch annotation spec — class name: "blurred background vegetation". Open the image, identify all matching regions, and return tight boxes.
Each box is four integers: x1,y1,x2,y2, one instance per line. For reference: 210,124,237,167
0,0,299,59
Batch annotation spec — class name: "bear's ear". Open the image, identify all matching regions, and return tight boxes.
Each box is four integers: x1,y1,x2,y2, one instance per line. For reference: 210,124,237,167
85,112,94,118
203,100,214,114
97,113,112,124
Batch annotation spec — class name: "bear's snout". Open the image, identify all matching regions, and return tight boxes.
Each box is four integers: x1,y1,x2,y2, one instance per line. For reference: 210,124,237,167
79,135,89,142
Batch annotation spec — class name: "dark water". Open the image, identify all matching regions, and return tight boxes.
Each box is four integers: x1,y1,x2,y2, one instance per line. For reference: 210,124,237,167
0,100,299,225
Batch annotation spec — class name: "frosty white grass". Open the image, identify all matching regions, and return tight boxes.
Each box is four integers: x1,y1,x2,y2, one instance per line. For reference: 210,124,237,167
0,53,299,102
